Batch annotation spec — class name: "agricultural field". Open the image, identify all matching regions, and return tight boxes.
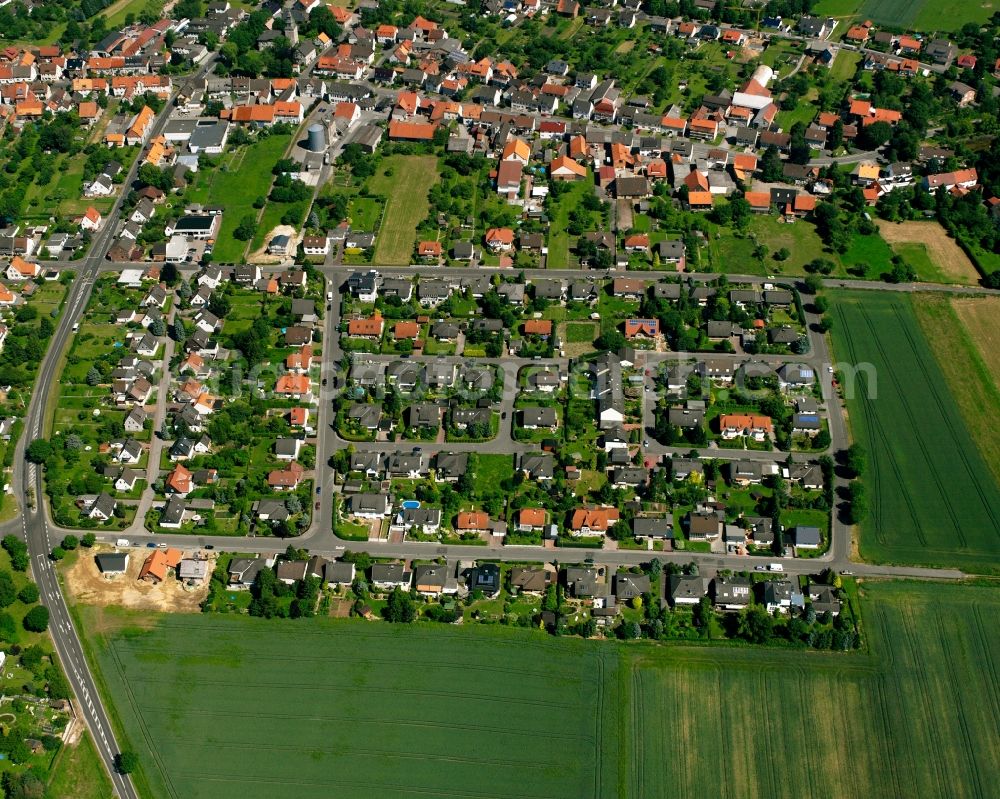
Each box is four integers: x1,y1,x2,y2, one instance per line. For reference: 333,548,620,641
82,608,620,799
624,580,1000,799
912,294,1000,486
366,155,439,265
82,581,1000,799
830,291,1000,573
877,221,981,285
855,0,997,29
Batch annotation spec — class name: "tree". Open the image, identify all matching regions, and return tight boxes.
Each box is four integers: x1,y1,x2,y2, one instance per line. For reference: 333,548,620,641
61,535,79,550
594,330,625,352
22,605,49,632
858,121,892,150
845,443,867,478
49,547,66,561
86,366,101,386
234,214,257,241
384,587,415,623
0,571,15,608
115,751,140,774
81,533,97,548
2,536,28,572
736,605,774,644
803,274,824,294
17,583,38,604
984,270,1000,290
846,481,868,524
160,261,179,286
45,664,70,700
774,247,790,262
25,439,53,464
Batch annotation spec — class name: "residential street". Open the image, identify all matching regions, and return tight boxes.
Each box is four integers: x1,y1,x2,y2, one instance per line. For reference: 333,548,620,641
57,262,985,583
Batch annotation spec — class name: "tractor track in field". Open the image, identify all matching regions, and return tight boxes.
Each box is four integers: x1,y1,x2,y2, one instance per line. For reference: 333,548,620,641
860,305,947,547
933,613,987,799
834,302,890,542
891,303,1000,541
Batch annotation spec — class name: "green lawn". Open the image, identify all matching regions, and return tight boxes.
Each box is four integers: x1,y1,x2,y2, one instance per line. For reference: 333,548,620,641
830,291,1000,573
46,730,114,799
185,134,292,262
566,322,597,343
472,454,514,494
366,155,439,265
813,0,862,14
839,232,895,279
829,50,862,83
101,0,152,28
547,179,596,269
348,196,383,232
892,242,947,282
79,581,1000,799
712,216,831,275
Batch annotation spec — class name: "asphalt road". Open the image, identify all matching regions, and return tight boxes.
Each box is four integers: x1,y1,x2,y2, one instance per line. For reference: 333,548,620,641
9,55,219,799
9,55,988,794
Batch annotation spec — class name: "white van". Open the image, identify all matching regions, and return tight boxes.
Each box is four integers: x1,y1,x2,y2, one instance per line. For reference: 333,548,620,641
768,563,784,572
116,538,129,547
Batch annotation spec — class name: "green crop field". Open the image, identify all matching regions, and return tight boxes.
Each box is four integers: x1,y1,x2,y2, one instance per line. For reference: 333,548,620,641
366,155,439,265
624,580,1000,799
82,609,619,799
856,0,996,29
82,581,1000,799
830,291,1000,573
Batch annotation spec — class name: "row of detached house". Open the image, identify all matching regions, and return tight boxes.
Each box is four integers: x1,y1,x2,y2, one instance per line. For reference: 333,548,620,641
337,445,825,546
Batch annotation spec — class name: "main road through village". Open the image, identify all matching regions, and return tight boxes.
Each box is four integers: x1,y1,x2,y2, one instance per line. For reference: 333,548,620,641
3,84,981,799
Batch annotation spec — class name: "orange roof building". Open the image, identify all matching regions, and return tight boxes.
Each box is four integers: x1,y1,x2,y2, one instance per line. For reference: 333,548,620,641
285,345,313,371
501,137,530,162
275,374,311,396
138,548,183,582
394,321,420,340
550,154,586,180
523,319,553,336
570,507,620,533
719,413,774,438
348,312,384,338
456,511,489,530
387,120,436,140
687,191,713,209
165,464,192,495
518,508,546,528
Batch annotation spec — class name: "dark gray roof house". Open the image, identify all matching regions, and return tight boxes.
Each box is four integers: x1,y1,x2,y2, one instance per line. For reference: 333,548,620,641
614,572,651,601
712,577,752,609
669,574,706,605
632,517,673,539
435,451,469,481
519,452,554,480
95,553,129,574
564,567,600,598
